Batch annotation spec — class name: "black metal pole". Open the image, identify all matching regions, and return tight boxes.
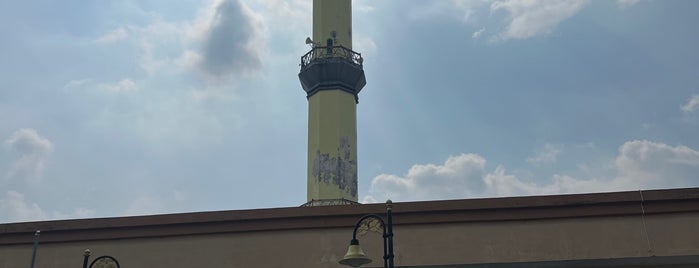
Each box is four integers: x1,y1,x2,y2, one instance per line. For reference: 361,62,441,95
344,202,395,268
386,201,395,268
29,230,40,268
82,249,91,268
382,233,388,268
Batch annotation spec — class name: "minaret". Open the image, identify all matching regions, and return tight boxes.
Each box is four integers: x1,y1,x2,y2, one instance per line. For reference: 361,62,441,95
299,0,366,206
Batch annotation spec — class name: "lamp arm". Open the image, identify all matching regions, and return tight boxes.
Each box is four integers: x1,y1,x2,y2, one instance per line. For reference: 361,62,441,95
350,214,387,240
88,256,121,268
350,214,389,268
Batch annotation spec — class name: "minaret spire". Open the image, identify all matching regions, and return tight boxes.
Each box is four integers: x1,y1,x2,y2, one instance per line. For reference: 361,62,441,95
299,0,366,206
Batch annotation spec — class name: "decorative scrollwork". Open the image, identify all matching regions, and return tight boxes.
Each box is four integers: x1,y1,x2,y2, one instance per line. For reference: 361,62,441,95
356,218,383,237
90,256,120,268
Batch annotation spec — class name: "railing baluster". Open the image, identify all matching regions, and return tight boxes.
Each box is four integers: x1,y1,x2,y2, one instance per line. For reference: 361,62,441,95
300,45,363,70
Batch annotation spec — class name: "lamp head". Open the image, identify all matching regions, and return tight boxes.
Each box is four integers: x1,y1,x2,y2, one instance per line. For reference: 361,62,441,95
339,239,372,267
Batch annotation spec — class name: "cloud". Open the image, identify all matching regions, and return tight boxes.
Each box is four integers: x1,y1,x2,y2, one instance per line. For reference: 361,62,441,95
0,191,95,223
681,94,699,114
102,0,268,88
98,78,138,93
354,36,377,58
95,27,128,44
365,154,488,202
614,140,699,188
63,78,138,93
453,0,490,22
131,20,192,76
413,1,591,41
616,0,641,9
4,129,53,182
255,0,310,36
490,0,589,40
409,1,488,23
124,195,164,216
526,143,561,165
355,0,376,14
122,190,191,217
363,140,699,203
472,27,486,39
0,191,45,223
63,79,91,89
186,0,265,83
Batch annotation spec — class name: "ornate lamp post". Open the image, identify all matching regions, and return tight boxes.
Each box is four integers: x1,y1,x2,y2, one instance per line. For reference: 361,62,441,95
339,200,395,268
82,249,120,268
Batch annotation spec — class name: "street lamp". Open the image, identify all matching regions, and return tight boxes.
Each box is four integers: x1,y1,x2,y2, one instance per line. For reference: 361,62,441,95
339,200,394,268
82,249,120,268
29,230,40,268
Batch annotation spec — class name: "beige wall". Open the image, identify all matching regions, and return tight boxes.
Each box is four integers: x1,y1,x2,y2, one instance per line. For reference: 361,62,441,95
395,213,699,266
2,213,699,268
3,189,699,268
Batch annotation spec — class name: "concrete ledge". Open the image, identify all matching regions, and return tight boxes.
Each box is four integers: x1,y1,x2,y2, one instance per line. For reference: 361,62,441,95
2,188,698,245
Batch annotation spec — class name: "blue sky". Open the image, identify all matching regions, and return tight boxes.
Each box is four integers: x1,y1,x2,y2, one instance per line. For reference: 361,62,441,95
1,0,699,223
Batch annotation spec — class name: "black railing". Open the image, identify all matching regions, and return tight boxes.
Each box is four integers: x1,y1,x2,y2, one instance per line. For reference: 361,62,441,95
301,45,363,70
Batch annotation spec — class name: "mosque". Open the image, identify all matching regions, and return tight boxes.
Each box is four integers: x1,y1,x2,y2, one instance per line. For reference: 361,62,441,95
1,1,698,267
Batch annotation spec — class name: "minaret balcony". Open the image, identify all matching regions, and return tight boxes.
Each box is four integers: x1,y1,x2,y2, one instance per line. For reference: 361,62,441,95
298,45,367,102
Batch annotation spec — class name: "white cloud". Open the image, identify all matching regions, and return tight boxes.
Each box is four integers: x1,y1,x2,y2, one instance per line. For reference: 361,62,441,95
63,79,91,89
409,1,488,23
0,191,45,222
363,140,699,203
364,154,488,202
614,140,699,188
63,78,137,93
255,0,310,35
0,191,95,223
185,0,266,84
56,208,95,219
131,20,192,76
124,195,164,216
355,0,376,13
412,1,590,41
490,0,589,40
354,36,377,58
112,0,267,87
616,0,641,9
483,165,539,196
526,143,561,165
95,27,128,44
123,191,191,217
98,78,138,93
453,0,490,22
173,190,189,203
472,27,486,39
681,94,699,114
189,86,231,101
4,129,53,182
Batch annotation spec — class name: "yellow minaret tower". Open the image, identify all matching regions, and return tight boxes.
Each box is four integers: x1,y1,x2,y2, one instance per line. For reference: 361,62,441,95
299,0,366,206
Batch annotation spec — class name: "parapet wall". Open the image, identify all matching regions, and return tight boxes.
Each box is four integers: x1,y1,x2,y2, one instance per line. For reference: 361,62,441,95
2,188,698,267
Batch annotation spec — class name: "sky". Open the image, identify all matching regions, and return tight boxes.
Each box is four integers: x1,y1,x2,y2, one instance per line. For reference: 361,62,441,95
1,0,699,223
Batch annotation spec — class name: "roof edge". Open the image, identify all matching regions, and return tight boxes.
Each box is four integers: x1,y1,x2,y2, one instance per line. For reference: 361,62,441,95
2,187,698,245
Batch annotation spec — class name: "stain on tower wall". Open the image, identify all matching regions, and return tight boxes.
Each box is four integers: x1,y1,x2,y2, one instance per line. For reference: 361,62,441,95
312,136,357,198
